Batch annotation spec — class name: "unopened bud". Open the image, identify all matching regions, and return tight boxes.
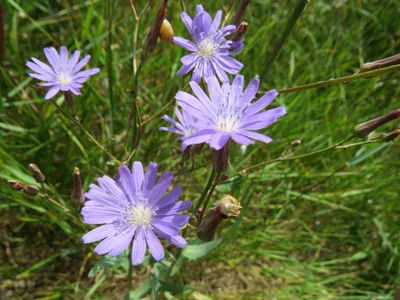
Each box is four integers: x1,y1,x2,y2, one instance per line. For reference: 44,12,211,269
383,129,400,142
354,109,400,137
8,180,25,190
72,167,85,205
141,114,150,122
361,53,400,73
23,185,39,196
219,174,229,182
232,22,248,41
231,0,250,27
143,0,168,53
213,142,230,172
28,164,45,183
159,19,174,42
291,139,302,146
196,195,241,241
64,91,74,105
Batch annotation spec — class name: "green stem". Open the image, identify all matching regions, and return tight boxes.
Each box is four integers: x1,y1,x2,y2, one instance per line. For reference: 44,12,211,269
50,100,121,164
277,64,400,94
261,0,308,82
106,0,115,135
193,167,216,215
199,172,221,223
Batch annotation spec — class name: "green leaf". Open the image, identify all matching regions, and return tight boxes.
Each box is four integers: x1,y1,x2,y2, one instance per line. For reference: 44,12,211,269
125,280,152,300
160,281,193,294
182,238,223,260
88,253,129,278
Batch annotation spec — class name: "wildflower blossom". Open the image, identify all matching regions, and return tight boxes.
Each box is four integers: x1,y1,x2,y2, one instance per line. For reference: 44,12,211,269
26,46,99,99
160,107,199,151
176,75,287,150
81,162,191,265
174,4,244,83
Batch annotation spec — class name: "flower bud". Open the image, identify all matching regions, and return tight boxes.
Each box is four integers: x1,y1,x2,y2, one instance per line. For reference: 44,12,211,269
232,22,248,41
291,139,302,146
196,195,241,241
28,163,45,183
72,167,85,205
354,109,400,137
213,141,230,172
143,0,168,54
7,179,25,190
361,53,400,73
23,185,39,196
231,0,251,27
383,129,400,142
159,19,174,42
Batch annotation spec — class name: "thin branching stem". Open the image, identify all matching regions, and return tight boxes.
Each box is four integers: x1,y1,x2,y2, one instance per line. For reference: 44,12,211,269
50,100,121,164
106,0,115,134
261,0,308,83
193,167,216,216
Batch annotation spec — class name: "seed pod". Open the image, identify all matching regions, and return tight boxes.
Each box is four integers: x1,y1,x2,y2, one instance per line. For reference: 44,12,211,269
232,22,248,41
159,19,174,42
383,129,400,142
354,109,400,137
72,167,85,205
28,163,45,183
7,179,25,190
23,185,39,196
361,53,400,73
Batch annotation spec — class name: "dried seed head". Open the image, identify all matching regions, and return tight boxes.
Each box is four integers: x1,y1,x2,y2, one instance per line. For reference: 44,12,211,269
23,185,39,196
383,129,400,142
232,22,248,41
72,167,85,205
8,180,25,190
291,139,302,146
216,195,242,217
28,164,45,183
143,0,168,53
354,109,400,137
159,19,174,42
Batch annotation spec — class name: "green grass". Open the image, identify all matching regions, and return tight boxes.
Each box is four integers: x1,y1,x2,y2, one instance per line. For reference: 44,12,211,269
1,0,399,299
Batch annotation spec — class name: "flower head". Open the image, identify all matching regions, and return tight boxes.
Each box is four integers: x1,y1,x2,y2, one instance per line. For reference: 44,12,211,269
26,46,99,99
160,107,199,152
175,75,287,150
174,4,244,83
81,162,191,265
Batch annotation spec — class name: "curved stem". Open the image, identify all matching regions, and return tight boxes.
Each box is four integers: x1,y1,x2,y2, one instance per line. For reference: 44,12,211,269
193,167,216,216
50,100,121,164
199,172,221,223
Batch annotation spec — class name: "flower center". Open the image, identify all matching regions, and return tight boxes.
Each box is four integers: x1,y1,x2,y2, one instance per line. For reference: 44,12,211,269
198,38,219,58
129,203,154,227
57,71,72,85
216,115,239,132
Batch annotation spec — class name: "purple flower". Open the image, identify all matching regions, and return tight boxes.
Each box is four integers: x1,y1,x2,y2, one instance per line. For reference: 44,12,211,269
174,4,244,83
81,162,191,265
26,46,100,100
160,107,199,152
175,75,287,150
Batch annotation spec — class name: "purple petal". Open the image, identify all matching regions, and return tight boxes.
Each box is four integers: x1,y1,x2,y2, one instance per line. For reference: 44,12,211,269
29,72,53,81
241,131,273,144
72,55,91,74
152,214,190,227
72,68,100,81
68,50,81,68
108,226,136,256
181,53,198,65
31,57,56,75
146,230,164,261
209,132,230,150
211,11,222,32
148,172,173,207
157,186,182,209
215,56,243,74
242,77,260,106
85,189,122,208
82,224,116,243
44,47,61,69
190,60,203,83
152,222,180,236
233,75,244,92
231,133,255,145
177,63,196,77
131,227,147,265
169,235,187,248
44,85,60,99
156,201,192,215
193,11,212,36
60,46,68,66
183,129,216,147
132,161,144,193
143,162,157,198
181,12,193,33
244,89,278,117
211,60,229,83
118,165,137,204
97,176,129,203
221,25,236,37
173,37,198,52
196,4,204,14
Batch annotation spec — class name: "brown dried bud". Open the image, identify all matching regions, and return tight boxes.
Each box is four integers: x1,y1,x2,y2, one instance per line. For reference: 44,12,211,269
231,0,251,27
291,139,302,146
361,53,400,73
72,167,85,205
213,141,230,172
143,0,168,53
23,185,39,196
196,195,241,241
7,180,25,190
159,19,174,42
219,174,229,182
28,164,45,183
232,22,248,41
354,109,400,137
383,129,400,142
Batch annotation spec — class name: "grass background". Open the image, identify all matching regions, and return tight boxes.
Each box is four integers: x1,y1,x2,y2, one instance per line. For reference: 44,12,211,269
1,0,400,299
